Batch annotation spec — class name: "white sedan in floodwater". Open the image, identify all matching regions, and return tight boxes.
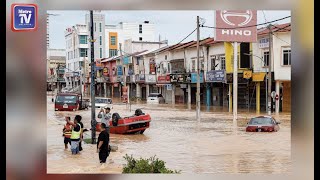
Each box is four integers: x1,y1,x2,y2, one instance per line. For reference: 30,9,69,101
147,93,165,104
89,97,113,109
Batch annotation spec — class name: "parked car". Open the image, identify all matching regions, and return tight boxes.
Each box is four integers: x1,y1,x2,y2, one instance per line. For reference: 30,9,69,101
147,93,165,104
89,97,113,109
246,116,280,132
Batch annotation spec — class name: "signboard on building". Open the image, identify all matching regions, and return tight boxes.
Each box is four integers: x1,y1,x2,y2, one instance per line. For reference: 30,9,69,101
135,74,145,83
215,10,257,42
117,65,123,76
243,70,252,79
157,75,171,84
123,56,130,65
103,67,109,76
259,37,269,48
170,74,185,83
149,59,156,74
190,73,204,83
145,74,156,84
226,73,249,84
166,84,172,90
252,72,266,82
206,70,226,82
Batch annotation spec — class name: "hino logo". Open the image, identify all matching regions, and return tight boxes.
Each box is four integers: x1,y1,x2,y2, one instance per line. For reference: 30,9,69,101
222,29,252,36
220,10,253,27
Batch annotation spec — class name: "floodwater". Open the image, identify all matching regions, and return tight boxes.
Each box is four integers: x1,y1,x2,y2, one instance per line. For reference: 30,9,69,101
47,96,291,174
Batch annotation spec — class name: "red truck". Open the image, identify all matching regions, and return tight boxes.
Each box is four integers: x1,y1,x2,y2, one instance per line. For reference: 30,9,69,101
54,93,89,111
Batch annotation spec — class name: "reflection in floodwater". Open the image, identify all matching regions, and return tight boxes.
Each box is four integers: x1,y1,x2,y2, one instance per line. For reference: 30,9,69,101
47,96,291,174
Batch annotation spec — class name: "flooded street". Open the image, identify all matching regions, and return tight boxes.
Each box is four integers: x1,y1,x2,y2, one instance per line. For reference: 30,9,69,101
47,96,291,174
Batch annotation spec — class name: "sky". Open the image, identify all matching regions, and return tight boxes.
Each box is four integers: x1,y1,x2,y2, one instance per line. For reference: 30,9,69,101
48,10,291,49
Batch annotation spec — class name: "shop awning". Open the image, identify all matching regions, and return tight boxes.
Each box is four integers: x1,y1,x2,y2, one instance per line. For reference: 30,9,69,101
252,72,266,82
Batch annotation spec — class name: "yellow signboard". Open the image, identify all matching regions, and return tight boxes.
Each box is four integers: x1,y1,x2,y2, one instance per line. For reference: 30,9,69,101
252,72,266,82
243,70,252,79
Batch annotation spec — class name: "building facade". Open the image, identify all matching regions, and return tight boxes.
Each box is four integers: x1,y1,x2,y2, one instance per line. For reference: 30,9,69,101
47,49,66,92
105,21,156,58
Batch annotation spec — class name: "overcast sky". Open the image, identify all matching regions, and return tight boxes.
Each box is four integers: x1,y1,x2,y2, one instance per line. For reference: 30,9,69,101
48,10,291,49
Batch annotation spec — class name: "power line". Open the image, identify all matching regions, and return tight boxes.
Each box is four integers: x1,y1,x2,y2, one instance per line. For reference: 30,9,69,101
272,32,290,45
176,28,197,44
201,15,291,29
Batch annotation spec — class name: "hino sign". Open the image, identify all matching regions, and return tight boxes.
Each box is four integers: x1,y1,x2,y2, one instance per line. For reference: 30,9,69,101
215,10,257,42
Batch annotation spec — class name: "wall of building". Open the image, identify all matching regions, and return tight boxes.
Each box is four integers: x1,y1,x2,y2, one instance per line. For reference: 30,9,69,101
272,32,291,81
85,13,106,60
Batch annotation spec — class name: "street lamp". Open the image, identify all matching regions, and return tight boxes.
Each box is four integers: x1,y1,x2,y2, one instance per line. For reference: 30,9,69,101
244,53,268,113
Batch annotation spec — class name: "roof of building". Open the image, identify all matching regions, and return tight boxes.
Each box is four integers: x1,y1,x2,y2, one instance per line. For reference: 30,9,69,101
258,23,291,36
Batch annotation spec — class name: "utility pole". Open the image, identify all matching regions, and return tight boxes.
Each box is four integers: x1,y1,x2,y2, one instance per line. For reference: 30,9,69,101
196,16,201,122
90,10,97,144
267,24,272,115
233,42,238,129
119,43,124,103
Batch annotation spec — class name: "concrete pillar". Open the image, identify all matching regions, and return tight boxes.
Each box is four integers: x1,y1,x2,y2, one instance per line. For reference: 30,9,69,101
171,84,175,104
206,86,211,106
188,84,191,105
229,84,232,113
276,81,280,114
104,83,107,97
136,83,141,98
256,82,260,114
146,84,150,98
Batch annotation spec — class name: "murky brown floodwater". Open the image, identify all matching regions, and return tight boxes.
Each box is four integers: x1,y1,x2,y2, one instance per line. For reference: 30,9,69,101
47,96,291,174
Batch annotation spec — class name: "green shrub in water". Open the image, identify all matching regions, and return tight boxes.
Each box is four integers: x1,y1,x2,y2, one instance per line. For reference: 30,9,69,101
122,154,181,174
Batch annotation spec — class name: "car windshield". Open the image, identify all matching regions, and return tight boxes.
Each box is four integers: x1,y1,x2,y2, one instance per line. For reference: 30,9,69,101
148,94,159,97
249,117,274,125
56,95,77,103
95,98,112,104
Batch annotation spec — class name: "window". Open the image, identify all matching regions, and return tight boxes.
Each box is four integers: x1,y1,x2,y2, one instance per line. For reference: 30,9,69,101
79,35,87,44
139,37,142,41
200,59,204,70
165,55,167,60
192,60,196,72
220,56,226,70
79,48,88,57
109,49,118,57
94,23,96,32
240,43,251,68
282,48,291,65
99,36,102,45
263,51,270,66
211,57,216,70
99,23,102,32
79,61,84,69
110,36,116,45
100,48,102,58
167,63,171,73
139,24,142,33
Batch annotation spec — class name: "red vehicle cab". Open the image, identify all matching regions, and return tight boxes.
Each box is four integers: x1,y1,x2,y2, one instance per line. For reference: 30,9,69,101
246,116,280,132
54,93,88,111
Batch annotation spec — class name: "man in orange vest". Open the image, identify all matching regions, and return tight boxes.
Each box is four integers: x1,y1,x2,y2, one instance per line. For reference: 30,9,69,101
62,116,73,150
